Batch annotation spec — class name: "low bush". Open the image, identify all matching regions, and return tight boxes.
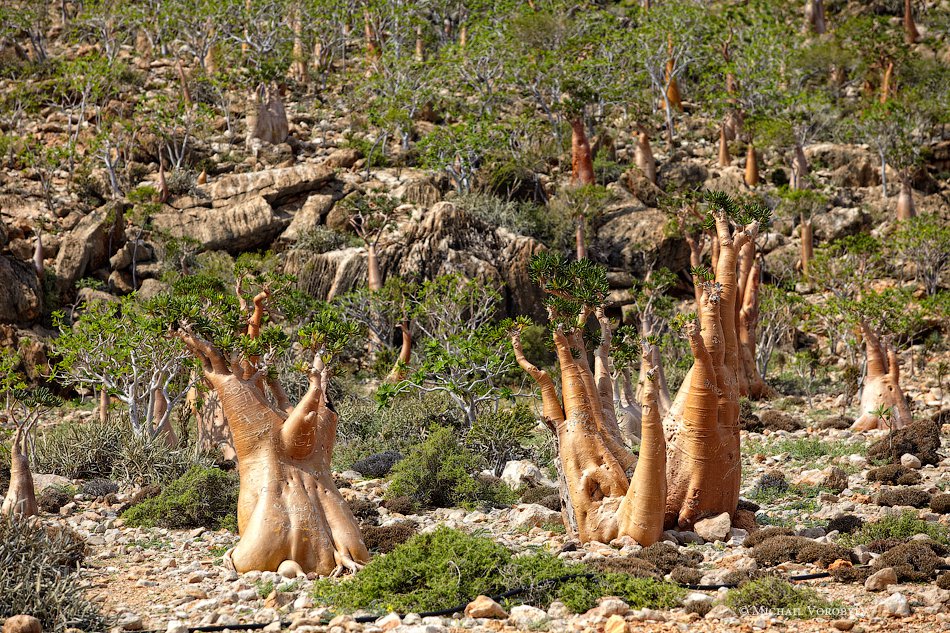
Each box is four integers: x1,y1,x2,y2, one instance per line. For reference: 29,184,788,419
826,515,864,535
0,516,107,632
840,510,948,546
386,426,515,510
37,485,76,514
866,418,941,466
351,451,403,479
743,527,795,548
81,478,119,498
312,526,684,616
467,403,538,476
121,465,238,530
724,576,840,619
34,418,209,484
875,487,931,508
931,493,950,514
872,541,943,582
360,523,418,554
867,464,922,485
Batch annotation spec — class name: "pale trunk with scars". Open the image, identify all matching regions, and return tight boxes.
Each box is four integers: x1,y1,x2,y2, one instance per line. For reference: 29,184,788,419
1,429,38,518
852,322,913,431
177,294,367,575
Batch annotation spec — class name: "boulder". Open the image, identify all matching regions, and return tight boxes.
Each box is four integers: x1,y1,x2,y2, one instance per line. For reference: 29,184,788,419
286,203,547,319
658,160,708,189
508,503,562,529
54,201,127,293
279,194,336,242
464,596,507,619
0,256,42,324
812,207,867,242
2,615,41,633
593,206,689,280
876,592,911,617
153,196,284,253
693,512,732,543
508,605,547,629
500,460,554,489
865,567,897,592
200,162,335,208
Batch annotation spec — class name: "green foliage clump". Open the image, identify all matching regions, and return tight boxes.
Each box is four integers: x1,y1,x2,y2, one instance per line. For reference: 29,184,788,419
34,418,208,484
313,526,683,616
840,510,949,546
467,403,539,475
386,427,515,509
0,517,107,632
121,465,238,530
724,576,840,619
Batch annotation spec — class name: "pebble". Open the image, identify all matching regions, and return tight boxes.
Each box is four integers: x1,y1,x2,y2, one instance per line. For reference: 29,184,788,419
508,605,548,628
464,595,507,619
693,512,731,542
901,454,922,469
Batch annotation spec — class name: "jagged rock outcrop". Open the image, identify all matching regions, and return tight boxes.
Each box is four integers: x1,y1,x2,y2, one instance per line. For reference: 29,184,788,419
152,163,339,253
286,202,547,318
54,201,127,294
0,257,42,324
593,205,689,278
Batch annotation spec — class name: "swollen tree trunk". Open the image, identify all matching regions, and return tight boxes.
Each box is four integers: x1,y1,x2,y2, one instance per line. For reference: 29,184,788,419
881,60,894,104
99,386,110,423
738,255,771,399
896,175,916,221
1,429,38,518
852,322,913,431
177,294,367,575
806,0,826,34
800,215,813,277
33,231,44,277
617,347,666,546
791,143,808,190
665,35,683,113
189,383,237,461
664,212,754,529
718,126,731,167
366,243,382,291
575,220,587,260
904,0,919,44
744,143,759,187
248,86,289,146
384,322,412,383
635,130,657,184
570,118,595,186
290,11,308,82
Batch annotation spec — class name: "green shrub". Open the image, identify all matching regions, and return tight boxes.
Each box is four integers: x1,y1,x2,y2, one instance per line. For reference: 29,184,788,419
467,403,539,475
386,426,515,509
840,510,949,546
724,576,840,619
121,465,238,530
34,418,209,484
0,516,107,632
312,526,683,616
452,192,558,243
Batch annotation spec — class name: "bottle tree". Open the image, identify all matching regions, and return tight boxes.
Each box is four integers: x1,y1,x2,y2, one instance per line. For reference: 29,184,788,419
1,350,59,518
156,272,368,575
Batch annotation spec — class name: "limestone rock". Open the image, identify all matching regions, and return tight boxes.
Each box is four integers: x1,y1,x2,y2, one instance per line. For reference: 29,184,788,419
508,504,562,529
900,453,922,469
464,596,507,619
279,194,336,242
603,614,628,633
54,201,127,293
694,512,731,542
153,196,284,253
876,592,911,617
2,615,41,633
508,605,547,629
865,567,898,592
500,460,554,489
0,255,42,324
201,162,335,208
593,205,689,281
812,207,867,242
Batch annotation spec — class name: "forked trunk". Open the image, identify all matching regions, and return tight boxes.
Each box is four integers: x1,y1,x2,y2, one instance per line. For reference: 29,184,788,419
896,177,916,221
718,126,731,167
248,87,289,145
179,333,368,575
1,429,38,518
852,322,913,431
570,118,595,186
635,131,657,184
617,347,666,546
904,0,919,45
744,144,759,187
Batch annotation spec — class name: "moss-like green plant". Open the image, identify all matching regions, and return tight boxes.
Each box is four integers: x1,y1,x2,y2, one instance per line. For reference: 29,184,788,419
312,526,684,616
840,510,948,546
724,577,841,618
386,427,515,509
121,465,238,530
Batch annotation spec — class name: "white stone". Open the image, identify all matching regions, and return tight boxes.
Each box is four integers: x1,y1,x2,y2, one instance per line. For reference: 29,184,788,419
876,592,911,617
865,567,898,592
508,605,548,628
501,460,555,489
508,504,562,529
